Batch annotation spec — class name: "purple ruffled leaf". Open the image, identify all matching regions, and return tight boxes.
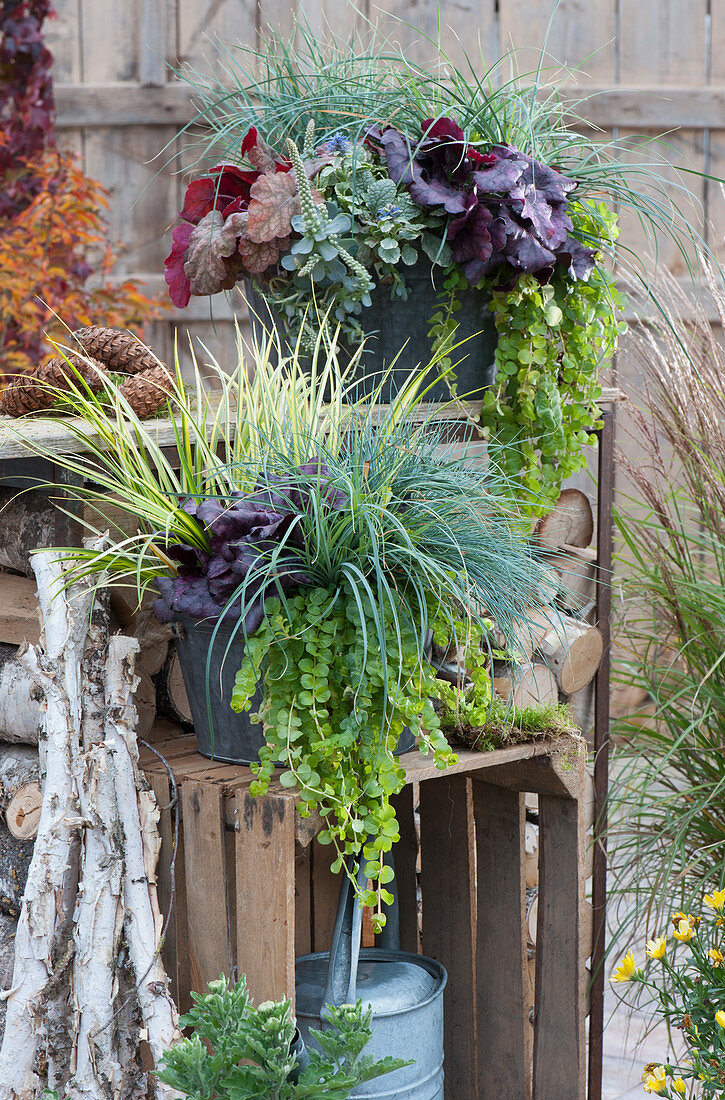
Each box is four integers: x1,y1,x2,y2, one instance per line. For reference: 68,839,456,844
152,462,348,632
449,203,495,267
472,147,529,194
518,159,577,203
557,236,597,281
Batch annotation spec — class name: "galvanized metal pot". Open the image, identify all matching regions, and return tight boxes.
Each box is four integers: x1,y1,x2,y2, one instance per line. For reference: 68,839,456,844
173,614,416,765
245,258,497,403
295,858,447,1099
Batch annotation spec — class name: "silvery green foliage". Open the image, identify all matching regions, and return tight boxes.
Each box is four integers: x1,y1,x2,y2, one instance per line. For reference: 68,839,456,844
158,975,408,1100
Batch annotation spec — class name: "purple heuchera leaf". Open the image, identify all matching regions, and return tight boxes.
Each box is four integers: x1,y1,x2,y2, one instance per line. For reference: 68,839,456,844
371,117,597,281
183,210,249,297
448,203,495,267
374,125,469,215
472,147,530,194
152,462,348,631
558,236,597,281
164,223,194,308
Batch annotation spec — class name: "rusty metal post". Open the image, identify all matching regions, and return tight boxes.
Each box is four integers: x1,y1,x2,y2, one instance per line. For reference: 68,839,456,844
587,404,615,1099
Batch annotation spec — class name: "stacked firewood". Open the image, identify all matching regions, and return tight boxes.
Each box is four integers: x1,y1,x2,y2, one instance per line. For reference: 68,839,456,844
492,488,602,724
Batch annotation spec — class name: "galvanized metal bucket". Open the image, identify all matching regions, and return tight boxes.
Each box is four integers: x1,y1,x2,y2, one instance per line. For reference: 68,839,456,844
295,858,447,1099
245,258,497,403
173,614,416,765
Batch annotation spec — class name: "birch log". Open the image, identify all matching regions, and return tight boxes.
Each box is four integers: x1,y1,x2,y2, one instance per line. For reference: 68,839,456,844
493,662,559,708
0,490,57,576
513,608,604,693
537,615,604,695
0,552,95,1100
541,544,598,614
154,646,192,725
533,489,594,549
0,747,40,813
0,746,41,842
103,635,181,1089
69,599,125,1098
0,647,45,745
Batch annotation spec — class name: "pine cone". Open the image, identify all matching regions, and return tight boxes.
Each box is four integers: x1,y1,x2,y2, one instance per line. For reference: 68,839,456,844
119,364,174,419
0,354,107,416
73,326,159,376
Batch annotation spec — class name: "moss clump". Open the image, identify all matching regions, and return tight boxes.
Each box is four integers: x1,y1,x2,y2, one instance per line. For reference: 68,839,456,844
443,698,580,752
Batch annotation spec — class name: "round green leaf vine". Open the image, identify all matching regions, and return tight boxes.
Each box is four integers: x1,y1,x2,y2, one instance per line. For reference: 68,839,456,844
430,202,626,515
231,586,486,929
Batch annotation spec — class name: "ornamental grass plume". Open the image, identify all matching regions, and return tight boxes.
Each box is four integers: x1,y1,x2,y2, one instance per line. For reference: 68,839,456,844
608,261,725,965
611,896,725,1098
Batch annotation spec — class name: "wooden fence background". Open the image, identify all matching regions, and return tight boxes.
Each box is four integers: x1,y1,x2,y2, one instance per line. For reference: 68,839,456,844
45,0,725,484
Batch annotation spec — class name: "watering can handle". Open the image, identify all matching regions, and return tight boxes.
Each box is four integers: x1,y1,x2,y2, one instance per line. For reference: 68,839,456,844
322,849,401,1009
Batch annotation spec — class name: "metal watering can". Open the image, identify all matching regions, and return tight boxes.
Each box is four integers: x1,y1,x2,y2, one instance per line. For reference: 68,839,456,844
295,857,447,1099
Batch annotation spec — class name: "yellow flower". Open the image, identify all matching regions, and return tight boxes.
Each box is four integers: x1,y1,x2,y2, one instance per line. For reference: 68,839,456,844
673,916,696,943
672,1079,686,1095
641,1063,667,1093
704,888,725,911
708,948,724,967
646,935,667,960
716,1009,725,1028
613,952,637,982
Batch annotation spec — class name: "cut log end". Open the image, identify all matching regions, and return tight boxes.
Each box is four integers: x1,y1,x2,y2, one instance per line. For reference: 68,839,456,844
493,662,559,709
548,625,604,696
534,489,594,550
155,648,192,726
5,783,42,840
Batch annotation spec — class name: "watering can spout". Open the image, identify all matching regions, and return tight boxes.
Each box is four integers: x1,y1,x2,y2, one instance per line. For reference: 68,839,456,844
322,857,367,1008
323,850,402,1008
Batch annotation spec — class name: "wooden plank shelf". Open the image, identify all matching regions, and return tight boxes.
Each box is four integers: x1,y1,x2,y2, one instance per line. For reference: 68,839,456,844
140,732,588,1100
0,389,624,462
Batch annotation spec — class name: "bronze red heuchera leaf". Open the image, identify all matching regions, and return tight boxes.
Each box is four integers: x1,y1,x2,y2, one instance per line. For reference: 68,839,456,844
239,235,290,274
246,172,300,243
244,131,281,173
183,210,248,295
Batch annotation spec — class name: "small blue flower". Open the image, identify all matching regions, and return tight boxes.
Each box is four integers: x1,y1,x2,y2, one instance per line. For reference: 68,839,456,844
321,133,353,155
377,203,401,219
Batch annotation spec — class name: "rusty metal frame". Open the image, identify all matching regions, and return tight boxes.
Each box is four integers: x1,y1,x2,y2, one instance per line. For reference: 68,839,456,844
587,404,615,1100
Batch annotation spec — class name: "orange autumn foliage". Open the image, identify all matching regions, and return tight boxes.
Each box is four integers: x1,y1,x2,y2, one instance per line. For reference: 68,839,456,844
0,150,165,379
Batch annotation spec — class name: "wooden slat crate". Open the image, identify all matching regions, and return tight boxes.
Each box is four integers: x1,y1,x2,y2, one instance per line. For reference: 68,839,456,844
140,734,587,1100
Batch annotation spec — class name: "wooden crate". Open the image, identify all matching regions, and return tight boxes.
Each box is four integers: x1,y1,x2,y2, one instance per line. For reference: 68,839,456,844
140,734,587,1100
